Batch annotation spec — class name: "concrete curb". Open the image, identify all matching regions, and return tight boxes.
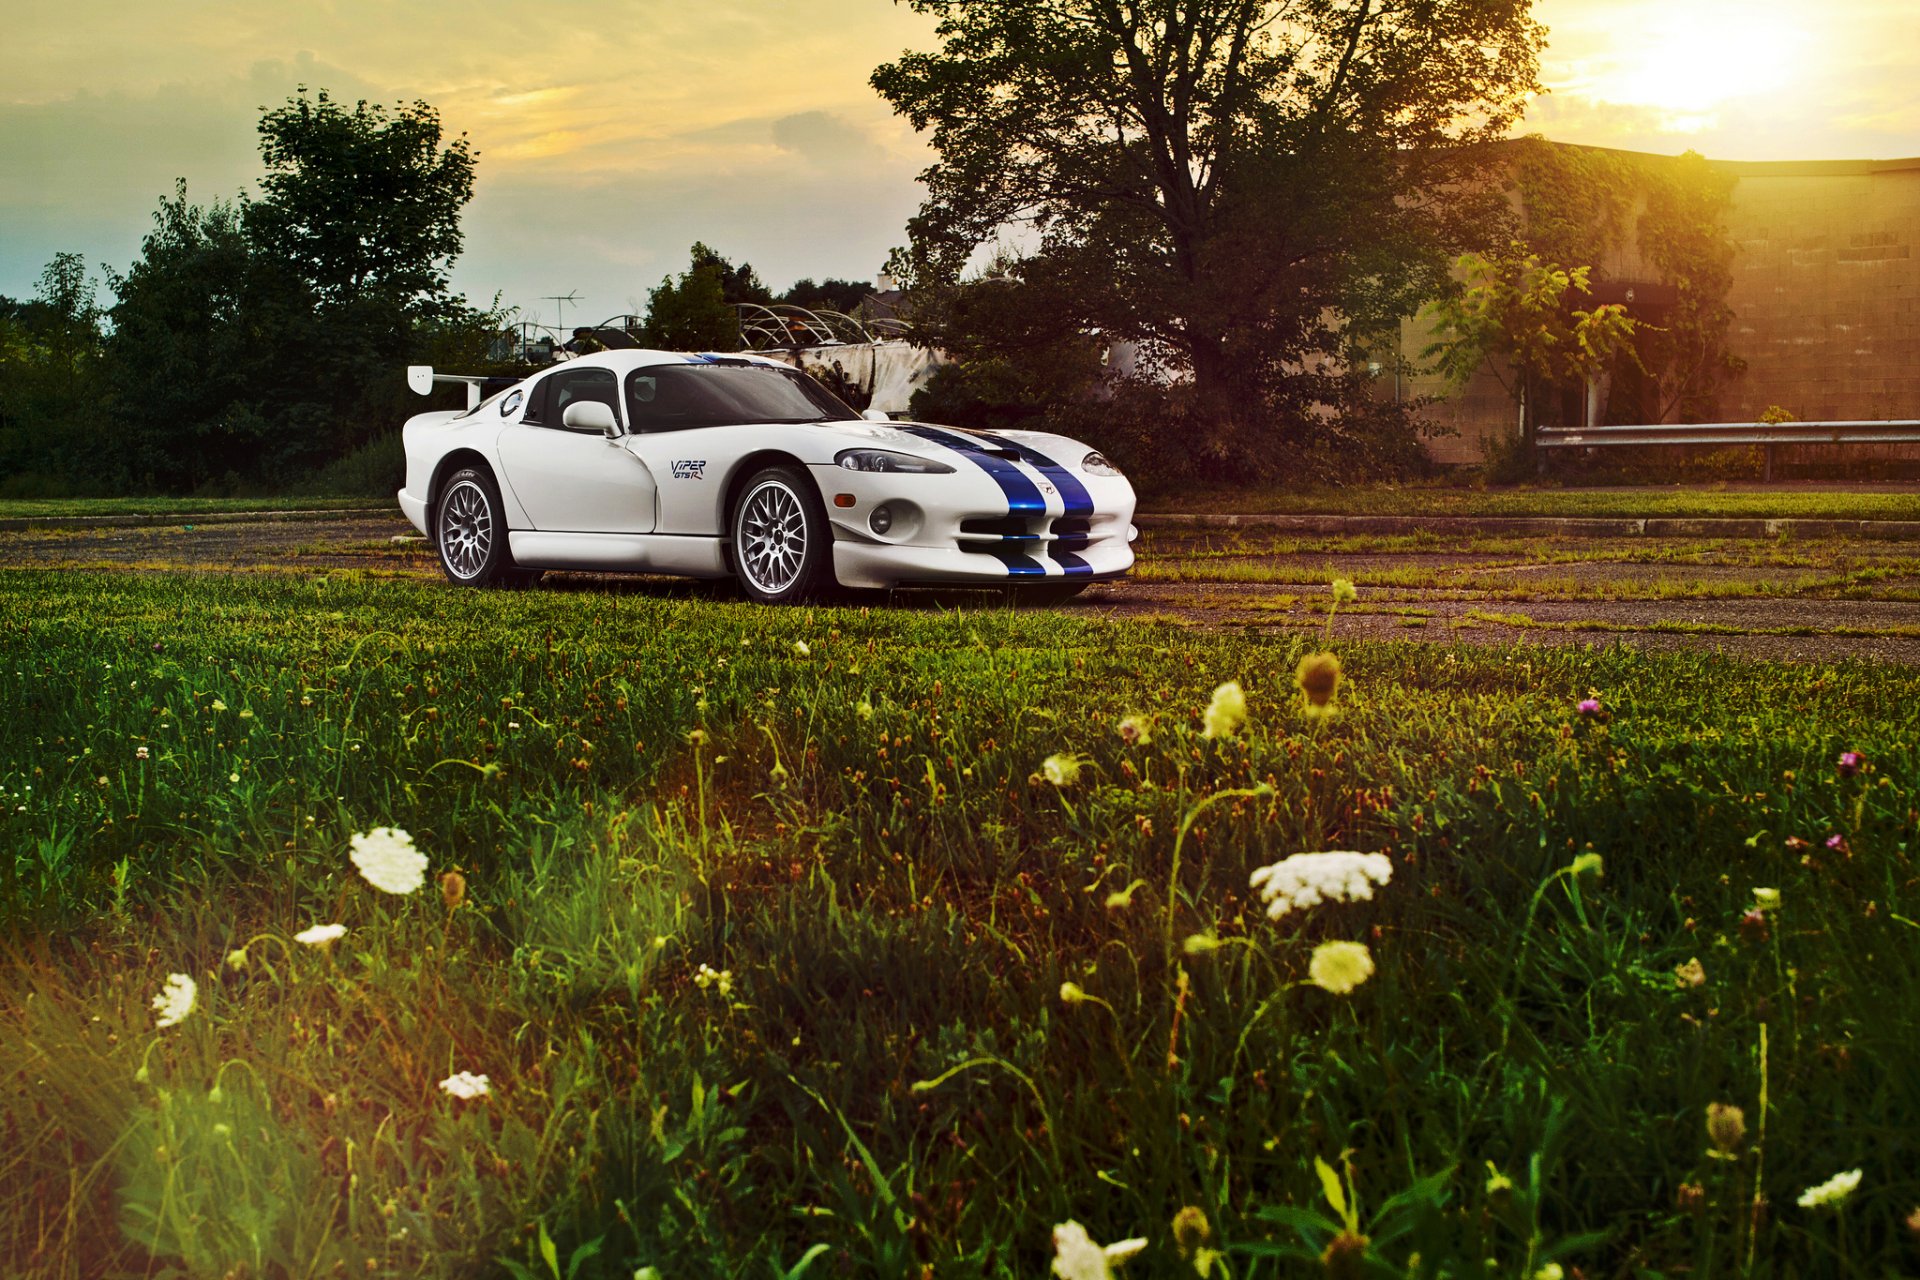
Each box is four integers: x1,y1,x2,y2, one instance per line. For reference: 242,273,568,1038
1138,512,1920,541
0,507,392,533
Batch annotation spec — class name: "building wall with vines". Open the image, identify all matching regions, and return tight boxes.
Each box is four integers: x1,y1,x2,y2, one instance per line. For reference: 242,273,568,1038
1404,141,1920,464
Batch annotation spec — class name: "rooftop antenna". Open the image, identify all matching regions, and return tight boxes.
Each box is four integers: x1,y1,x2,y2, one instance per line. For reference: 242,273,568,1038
541,291,582,332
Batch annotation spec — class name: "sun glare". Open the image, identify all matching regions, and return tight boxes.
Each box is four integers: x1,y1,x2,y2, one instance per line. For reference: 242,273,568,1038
1582,1,1807,127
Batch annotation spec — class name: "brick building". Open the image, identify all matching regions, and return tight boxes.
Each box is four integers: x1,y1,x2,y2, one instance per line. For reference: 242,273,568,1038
1404,145,1920,465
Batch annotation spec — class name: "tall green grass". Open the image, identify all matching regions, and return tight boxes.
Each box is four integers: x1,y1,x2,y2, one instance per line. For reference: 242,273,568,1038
2,571,1915,1277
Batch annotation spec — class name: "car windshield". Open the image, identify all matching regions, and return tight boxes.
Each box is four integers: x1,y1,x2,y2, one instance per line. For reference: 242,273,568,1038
625,363,853,430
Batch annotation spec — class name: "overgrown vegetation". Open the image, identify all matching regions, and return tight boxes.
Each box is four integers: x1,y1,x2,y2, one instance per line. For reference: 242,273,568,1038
4,571,1915,1277
1,89,503,498
873,0,1544,485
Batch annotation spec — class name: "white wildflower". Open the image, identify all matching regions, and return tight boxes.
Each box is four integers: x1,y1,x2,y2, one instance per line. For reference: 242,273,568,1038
349,827,428,895
135,746,149,760
1249,850,1393,919
152,973,197,1029
1051,1221,1147,1279
1201,681,1246,738
1797,1168,1862,1210
1041,753,1082,787
438,1071,491,1100
694,963,734,998
294,922,347,947
793,640,810,657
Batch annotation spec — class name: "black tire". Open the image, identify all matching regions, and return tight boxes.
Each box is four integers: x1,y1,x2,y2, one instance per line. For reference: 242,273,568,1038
433,466,525,588
731,465,834,604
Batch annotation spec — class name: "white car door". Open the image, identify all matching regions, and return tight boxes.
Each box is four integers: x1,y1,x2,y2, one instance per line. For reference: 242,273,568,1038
617,366,755,536
495,366,658,533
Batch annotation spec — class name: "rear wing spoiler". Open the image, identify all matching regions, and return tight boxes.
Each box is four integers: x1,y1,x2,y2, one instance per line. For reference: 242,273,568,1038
407,365,488,411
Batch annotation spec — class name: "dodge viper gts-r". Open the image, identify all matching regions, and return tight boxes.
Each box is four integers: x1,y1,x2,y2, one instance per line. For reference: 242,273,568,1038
398,350,1136,603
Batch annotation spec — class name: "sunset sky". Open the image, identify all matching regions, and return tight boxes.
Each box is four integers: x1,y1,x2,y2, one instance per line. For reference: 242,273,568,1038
4,0,1915,326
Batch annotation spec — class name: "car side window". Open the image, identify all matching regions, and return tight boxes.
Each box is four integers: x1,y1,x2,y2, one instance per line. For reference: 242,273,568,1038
533,367,620,432
626,371,686,433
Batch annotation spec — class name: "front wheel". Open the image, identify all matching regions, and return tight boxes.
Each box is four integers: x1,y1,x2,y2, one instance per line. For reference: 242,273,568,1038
731,466,834,604
435,466,526,588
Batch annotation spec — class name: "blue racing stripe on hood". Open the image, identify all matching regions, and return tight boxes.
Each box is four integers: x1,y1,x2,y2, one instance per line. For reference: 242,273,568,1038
968,430,1094,576
899,425,1047,515
970,430,1094,518
899,424,1047,575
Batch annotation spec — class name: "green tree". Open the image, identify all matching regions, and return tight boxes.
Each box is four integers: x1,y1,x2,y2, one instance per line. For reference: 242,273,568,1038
688,242,774,307
96,90,496,491
872,0,1543,476
101,183,285,487
779,278,872,315
0,254,105,494
1422,242,1639,444
642,247,742,350
247,89,475,311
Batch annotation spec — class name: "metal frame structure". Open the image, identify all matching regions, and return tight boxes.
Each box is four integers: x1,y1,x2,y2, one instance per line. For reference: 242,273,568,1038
735,302,911,351
1537,420,1920,480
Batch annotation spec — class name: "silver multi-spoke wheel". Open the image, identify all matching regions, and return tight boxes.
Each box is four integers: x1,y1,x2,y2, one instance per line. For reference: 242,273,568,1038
438,478,494,580
732,466,831,604
738,479,809,595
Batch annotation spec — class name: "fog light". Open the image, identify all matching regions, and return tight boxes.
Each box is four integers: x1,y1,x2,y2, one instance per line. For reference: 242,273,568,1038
869,505,893,535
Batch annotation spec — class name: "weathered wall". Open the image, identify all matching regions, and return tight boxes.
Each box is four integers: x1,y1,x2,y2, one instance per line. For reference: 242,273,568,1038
1411,150,1920,464
1719,160,1920,423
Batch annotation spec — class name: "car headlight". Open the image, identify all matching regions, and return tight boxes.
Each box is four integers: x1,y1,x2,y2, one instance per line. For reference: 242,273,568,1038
835,449,954,474
1082,451,1124,477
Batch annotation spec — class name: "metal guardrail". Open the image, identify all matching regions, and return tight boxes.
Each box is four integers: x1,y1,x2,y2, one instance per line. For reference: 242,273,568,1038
1537,420,1920,480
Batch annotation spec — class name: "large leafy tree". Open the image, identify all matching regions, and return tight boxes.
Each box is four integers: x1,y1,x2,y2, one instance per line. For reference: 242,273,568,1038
100,90,495,489
0,254,105,493
642,246,744,350
872,0,1543,474
247,89,476,312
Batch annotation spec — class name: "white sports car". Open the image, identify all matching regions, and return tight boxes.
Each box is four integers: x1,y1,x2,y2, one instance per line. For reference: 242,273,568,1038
398,350,1137,603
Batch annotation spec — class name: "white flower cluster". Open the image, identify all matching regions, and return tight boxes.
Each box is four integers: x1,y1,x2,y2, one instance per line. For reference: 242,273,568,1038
1052,1221,1147,1280
1249,851,1393,919
294,923,348,947
1796,1168,1861,1210
695,963,734,998
439,1071,491,1100
152,973,197,1028
350,827,428,895
1201,681,1246,739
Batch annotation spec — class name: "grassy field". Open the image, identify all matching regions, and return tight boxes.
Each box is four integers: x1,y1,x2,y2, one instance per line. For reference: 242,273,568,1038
3,571,1916,1278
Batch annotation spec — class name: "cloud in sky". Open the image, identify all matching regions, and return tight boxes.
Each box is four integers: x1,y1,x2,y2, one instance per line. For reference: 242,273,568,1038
1,0,1913,318
0,1,938,315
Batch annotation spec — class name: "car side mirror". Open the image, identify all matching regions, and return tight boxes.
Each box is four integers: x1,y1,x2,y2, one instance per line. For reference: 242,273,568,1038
862,408,890,422
562,401,620,437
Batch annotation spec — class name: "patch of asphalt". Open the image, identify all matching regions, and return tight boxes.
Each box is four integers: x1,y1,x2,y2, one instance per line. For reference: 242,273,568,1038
0,506,390,532
7,512,1920,664
1140,512,1920,541
1065,580,1920,665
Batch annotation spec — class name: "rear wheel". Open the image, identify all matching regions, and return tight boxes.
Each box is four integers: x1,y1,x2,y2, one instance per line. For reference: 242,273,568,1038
434,466,528,588
731,466,834,604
